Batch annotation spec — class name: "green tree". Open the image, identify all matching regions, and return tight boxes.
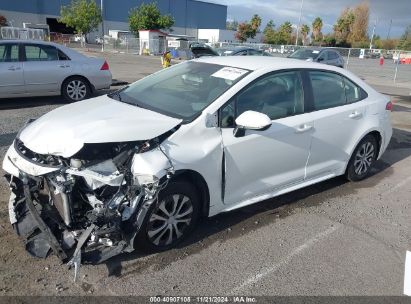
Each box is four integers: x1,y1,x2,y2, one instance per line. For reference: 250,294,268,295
398,25,411,50
250,14,262,33
301,24,310,45
333,8,355,45
128,3,174,36
312,17,323,42
235,14,262,42
263,20,276,43
0,15,7,27
276,21,293,45
226,20,239,31
60,0,102,45
235,22,253,42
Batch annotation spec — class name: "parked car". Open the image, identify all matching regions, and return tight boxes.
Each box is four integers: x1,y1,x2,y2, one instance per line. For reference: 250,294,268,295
72,35,85,43
217,46,272,56
189,42,219,58
3,57,392,267
0,40,112,102
288,48,345,68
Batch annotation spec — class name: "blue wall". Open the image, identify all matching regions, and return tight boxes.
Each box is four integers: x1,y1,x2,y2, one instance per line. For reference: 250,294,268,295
0,0,227,29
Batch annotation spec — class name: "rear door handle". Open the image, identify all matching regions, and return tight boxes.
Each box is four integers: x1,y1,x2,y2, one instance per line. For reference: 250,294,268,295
349,111,363,119
295,124,313,133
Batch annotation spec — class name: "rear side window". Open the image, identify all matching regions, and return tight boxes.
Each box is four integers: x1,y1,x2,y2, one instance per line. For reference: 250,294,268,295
24,44,58,61
0,44,19,62
309,71,346,110
343,77,367,103
58,49,70,60
329,51,338,60
248,49,261,56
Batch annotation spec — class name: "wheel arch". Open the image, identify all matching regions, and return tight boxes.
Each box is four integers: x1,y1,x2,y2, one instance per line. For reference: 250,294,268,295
344,129,383,173
61,74,94,95
171,169,210,217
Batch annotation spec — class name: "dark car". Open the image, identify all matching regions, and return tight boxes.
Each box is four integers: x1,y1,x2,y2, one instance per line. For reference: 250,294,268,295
217,46,272,56
288,48,344,68
189,43,219,58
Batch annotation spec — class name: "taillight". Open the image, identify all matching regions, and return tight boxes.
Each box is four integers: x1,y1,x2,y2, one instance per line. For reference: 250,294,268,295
386,101,393,111
100,60,109,70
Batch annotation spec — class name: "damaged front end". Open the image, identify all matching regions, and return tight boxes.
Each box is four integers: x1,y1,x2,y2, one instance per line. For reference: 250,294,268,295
4,127,176,280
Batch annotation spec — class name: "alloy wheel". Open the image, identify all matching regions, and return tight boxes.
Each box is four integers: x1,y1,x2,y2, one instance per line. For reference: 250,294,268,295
354,141,375,175
147,194,193,246
66,80,87,101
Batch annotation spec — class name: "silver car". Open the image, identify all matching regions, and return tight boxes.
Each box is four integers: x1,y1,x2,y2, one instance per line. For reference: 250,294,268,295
289,48,345,68
0,40,112,102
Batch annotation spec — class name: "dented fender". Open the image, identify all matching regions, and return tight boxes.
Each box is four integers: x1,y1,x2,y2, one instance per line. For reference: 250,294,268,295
131,148,172,183
3,143,59,177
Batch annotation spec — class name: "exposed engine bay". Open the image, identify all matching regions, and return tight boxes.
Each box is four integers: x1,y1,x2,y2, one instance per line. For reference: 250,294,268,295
4,123,178,281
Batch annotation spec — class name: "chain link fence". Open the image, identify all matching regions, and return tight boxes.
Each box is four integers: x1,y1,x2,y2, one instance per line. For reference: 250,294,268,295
0,26,46,40
211,42,411,88
3,29,409,89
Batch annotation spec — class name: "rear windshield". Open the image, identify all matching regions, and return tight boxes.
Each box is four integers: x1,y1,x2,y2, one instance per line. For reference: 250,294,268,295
289,49,320,59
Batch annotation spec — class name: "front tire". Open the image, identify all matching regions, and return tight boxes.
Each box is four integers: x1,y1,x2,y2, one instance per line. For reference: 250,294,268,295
345,135,378,181
62,76,90,102
134,180,200,252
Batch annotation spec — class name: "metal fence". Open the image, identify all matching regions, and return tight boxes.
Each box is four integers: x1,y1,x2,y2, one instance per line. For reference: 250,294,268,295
0,26,46,40
3,30,410,89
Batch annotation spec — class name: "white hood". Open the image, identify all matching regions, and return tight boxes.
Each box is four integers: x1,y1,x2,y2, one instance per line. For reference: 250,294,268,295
19,95,182,157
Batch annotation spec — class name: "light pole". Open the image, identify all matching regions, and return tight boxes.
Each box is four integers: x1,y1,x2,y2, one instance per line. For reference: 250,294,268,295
369,18,378,50
295,0,304,46
101,0,104,52
386,19,392,40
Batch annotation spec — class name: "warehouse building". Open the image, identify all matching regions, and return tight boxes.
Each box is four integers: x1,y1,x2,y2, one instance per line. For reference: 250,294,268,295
0,0,227,39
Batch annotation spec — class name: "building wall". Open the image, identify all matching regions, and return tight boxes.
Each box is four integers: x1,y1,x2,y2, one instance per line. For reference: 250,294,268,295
0,0,227,30
198,29,264,44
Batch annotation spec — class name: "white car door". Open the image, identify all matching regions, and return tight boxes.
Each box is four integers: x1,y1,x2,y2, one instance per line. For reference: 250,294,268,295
305,70,368,179
0,43,25,97
22,43,72,95
220,71,313,205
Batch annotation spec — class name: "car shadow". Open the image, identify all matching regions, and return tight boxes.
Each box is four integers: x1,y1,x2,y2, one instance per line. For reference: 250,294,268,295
103,127,411,278
0,89,115,110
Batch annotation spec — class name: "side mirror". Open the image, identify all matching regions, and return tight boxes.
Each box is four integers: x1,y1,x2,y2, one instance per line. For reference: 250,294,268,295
317,57,324,62
233,110,272,137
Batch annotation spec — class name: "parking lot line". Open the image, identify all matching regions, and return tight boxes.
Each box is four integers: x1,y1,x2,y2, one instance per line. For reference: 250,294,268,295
230,224,340,294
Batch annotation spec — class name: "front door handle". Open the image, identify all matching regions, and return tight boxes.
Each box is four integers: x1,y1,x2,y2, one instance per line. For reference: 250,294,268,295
295,124,313,133
8,66,20,71
349,111,363,119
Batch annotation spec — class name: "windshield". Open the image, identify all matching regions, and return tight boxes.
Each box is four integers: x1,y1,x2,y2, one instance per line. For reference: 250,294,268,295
117,61,250,121
289,49,320,59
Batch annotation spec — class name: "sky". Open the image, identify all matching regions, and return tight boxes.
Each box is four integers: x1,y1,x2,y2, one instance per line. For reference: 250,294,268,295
206,0,410,38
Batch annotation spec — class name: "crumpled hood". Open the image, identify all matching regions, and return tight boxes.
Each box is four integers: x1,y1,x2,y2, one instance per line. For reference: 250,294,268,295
18,95,182,157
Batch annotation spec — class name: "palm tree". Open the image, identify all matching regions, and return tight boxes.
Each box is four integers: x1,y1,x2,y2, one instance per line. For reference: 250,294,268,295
301,24,310,45
312,17,323,42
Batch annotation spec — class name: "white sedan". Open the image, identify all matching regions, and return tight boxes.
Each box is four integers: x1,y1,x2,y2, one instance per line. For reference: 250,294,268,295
0,40,112,102
3,57,392,266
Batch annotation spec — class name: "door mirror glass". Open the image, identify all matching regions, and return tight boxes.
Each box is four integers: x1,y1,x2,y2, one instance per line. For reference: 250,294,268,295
234,110,271,137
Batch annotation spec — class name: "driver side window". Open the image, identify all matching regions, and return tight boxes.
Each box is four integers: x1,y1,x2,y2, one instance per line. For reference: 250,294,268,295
220,71,304,128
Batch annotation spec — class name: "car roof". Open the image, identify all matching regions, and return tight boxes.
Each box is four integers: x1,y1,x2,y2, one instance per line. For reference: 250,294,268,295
194,56,341,71
0,39,87,59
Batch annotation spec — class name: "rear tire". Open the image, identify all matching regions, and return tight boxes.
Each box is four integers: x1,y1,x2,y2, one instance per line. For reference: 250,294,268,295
134,180,200,253
345,135,378,181
62,76,90,102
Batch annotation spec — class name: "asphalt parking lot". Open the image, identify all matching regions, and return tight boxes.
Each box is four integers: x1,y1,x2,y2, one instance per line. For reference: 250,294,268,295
0,51,411,296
